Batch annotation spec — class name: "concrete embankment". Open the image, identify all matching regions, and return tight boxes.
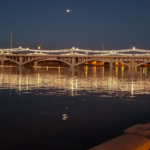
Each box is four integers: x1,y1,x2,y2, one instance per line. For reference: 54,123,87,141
89,123,150,150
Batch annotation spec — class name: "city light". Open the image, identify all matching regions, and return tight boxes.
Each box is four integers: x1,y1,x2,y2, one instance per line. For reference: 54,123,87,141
1,47,150,55
0,47,150,68
0,67,149,96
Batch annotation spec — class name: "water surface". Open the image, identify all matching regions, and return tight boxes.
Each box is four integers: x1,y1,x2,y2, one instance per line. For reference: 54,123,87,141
0,66,150,150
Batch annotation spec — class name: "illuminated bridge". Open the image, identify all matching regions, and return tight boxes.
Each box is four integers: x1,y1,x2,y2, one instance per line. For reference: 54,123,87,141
0,47,150,68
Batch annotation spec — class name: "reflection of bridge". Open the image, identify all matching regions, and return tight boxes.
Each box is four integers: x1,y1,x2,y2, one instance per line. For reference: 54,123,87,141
0,66,149,96
0,47,150,68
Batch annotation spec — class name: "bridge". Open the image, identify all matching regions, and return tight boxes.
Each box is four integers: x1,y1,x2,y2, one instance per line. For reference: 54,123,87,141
0,47,150,68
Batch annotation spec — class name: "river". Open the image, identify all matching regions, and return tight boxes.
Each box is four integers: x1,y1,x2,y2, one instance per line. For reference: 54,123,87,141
0,66,150,150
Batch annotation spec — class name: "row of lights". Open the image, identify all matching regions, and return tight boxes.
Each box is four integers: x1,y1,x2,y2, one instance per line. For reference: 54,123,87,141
19,46,41,50
17,46,135,51
72,47,78,50
72,47,136,50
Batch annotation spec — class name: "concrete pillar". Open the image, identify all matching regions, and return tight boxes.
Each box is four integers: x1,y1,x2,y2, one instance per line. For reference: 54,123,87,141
131,59,135,68
0,56,4,66
34,61,38,66
110,60,113,75
131,66,134,77
19,56,23,66
68,67,75,76
1,60,3,66
19,66,22,75
71,57,76,67
110,61,113,68
130,59,135,77
71,67,75,76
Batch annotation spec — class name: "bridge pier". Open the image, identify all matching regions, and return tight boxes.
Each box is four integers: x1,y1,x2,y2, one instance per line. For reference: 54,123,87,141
34,61,38,66
71,57,76,68
110,61,113,75
110,61,113,68
71,67,75,76
0,57,4,66
1,60,3,66
19,56,23,66
19,67,22,75
131,59,135,69
130,59,135,76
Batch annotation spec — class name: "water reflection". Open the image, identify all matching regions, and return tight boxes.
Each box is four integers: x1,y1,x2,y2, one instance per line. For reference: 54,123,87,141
0,66,150,97
62,114,69,121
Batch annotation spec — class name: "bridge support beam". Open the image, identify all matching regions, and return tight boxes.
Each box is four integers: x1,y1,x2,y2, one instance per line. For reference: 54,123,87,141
19,67,22,75
19,56,23,66
71,57,76,68
130,59,135,77
1,60,3,66
110,60,113,75
131,59,135,69
0,57,4,66
34,61,38,66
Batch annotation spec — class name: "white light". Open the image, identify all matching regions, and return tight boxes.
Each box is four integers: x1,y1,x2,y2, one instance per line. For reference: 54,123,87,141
72,47,75,49
19,46,22,49
67,9,72,12
133,47,135,50
27,48,29,50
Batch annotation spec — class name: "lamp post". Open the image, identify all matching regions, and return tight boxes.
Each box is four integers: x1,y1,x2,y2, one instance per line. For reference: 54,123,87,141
38,46,41,54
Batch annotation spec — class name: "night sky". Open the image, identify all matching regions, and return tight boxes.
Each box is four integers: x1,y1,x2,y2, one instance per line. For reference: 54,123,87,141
0,0,150,50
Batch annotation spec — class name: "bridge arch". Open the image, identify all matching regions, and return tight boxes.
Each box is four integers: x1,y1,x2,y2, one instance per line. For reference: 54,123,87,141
75,58,111,66
37,58,72,66
3,58,20,66
114,61,130,67
22,58,47,65
23,58,72,66
136,61,150,67
75,59,131,67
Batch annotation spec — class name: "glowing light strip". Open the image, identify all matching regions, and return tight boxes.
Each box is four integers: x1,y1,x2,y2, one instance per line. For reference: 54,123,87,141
1,48,150,55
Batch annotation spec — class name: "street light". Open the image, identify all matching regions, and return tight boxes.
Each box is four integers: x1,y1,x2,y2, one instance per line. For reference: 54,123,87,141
38,46,42,54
